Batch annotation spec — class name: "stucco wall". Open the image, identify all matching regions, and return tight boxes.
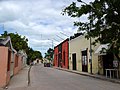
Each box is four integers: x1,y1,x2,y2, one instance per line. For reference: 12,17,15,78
69,35,99,74
14,54,24,75
62,40,69,69
54,47,58,67
0,47,9,87
18,56,22,71
14,54,19,75
14,67,19,75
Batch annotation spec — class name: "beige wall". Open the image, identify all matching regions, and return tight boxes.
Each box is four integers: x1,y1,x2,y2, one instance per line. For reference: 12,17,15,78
18,56,22,71
69,35,99,74
0,47,10,87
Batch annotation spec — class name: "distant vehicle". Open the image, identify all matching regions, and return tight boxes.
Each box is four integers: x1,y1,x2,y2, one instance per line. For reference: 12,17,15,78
44,62,51,67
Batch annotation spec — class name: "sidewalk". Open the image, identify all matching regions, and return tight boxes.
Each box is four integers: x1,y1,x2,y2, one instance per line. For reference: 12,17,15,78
54,67,120,84
6,66,30,89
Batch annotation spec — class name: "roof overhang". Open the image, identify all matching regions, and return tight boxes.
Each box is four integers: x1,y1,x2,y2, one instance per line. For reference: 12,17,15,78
95,43,110,55
0,36,17,53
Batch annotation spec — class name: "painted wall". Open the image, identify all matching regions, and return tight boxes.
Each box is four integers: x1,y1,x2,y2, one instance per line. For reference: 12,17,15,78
10,52,15,77
69,35,99,74
0,47,11,87
0,47,24,87
18,55,22,71
14,54,19,75
54,39,69,69
14,54,25,75
62,40,69,69
54,47,58,67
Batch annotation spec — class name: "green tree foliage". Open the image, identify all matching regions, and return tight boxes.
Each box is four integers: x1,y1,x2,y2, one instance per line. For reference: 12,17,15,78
26,47,43,64
44,48,54,60
63,0,120,61
1,31,28,51
0,31,43,64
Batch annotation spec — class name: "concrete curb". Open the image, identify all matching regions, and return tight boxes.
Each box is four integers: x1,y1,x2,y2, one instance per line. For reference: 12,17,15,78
28,65,32,86
54,67,120,84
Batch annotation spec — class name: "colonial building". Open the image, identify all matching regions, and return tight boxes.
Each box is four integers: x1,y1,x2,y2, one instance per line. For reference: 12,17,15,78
69,33,120,78
54,39,69,69
95,44,120,78
53,32,120,78
69,33,99,74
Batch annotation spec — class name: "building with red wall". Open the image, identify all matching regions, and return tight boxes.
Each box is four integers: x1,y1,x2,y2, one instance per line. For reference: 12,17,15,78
54,39,69,69
54,47,58,67
62,39,69,69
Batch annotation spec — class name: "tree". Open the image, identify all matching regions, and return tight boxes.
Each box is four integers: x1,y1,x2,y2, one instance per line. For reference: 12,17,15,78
63,0,120,61
26,47,42,64
0,31,43,64
1,31,28,52
44,48,54,61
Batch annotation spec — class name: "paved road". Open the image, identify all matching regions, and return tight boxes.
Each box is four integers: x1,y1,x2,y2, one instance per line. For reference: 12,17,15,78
28,64,120,90
7,64,120,90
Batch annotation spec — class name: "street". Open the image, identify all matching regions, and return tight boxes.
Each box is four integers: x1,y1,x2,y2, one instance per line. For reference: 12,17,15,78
7,64,120,90
29,64,120,90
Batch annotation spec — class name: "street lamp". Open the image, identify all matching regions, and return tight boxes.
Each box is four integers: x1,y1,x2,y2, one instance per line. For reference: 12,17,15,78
77,0,93,74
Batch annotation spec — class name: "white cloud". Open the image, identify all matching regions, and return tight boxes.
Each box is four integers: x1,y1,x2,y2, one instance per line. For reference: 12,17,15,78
0,0,93,56
0,1,22,22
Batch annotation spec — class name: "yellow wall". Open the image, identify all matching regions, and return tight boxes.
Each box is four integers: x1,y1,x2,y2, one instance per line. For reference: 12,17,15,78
69,35,99,74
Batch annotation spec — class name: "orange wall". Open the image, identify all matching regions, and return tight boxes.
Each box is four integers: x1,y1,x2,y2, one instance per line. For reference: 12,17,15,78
14,54,19,75
0,47,9,87
14,54,22,75
0,46,24,87
6,71,10,86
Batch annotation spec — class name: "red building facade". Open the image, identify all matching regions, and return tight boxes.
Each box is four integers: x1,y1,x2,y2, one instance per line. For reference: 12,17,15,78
54,47,58,67
54,39,69,69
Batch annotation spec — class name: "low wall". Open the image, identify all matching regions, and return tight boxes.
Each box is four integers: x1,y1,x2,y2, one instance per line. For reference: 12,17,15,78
0,47,10,87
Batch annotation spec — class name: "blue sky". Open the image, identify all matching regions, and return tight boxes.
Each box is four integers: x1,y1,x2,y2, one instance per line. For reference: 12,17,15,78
0,0,93,56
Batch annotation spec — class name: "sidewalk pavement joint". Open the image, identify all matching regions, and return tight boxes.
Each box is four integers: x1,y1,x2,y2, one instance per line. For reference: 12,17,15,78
54,67,120,84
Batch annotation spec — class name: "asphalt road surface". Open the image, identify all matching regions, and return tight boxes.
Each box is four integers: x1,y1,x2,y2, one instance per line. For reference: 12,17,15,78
27,64,120,90
8,64,120,90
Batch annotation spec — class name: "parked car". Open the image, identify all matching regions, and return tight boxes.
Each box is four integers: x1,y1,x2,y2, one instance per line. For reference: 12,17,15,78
44,62,51,67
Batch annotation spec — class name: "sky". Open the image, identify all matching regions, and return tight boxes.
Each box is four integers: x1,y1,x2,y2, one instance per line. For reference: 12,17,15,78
0,0,93,57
